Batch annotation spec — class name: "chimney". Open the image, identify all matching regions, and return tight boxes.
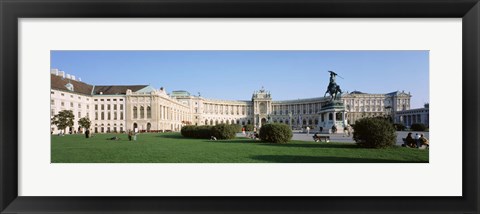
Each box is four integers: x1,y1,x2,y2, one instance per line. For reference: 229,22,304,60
78,77,82,82
66,74,71,79
50,68,59,75
59,71,65,78
71,75,76,81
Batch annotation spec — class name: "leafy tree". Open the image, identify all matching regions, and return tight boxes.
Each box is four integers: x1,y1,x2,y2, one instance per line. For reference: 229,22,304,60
51,110,74,133
78,117,91,130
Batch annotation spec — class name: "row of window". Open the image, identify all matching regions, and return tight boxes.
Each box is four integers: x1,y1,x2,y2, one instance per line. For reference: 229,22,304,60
51,91,91,101
51,100,90,109
95,111,124,120
93,98,124,102
94,104,124,110
133,106,151,119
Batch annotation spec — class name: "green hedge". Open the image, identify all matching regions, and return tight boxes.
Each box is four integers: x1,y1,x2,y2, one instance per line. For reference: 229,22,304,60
181,125,213,139
212,124,237,140
258,123,292,144
393,123,406,131
230,124,243,132
410,123,427,131
353,117,396,148
181,124,237,140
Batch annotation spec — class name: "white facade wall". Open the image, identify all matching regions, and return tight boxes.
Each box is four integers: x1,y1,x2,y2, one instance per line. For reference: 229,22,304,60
92,96,126,133
50,89,92,134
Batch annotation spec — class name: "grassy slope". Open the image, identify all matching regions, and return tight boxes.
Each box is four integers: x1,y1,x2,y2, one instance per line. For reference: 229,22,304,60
51,133,429,163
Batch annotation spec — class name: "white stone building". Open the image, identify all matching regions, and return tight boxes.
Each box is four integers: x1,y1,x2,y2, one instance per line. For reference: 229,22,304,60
394,103,429,127
50,69,417,134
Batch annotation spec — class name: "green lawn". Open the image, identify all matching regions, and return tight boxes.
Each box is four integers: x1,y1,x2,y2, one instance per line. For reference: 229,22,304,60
51,132,429,163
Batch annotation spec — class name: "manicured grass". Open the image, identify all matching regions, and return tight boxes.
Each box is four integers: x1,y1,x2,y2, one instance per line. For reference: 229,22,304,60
51,132,429,163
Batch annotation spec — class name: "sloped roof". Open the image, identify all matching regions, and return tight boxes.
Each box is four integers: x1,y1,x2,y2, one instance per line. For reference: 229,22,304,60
350,91,365,94
136,85,157,94
92,85,148,95
386,91,410,96
51,74,93,95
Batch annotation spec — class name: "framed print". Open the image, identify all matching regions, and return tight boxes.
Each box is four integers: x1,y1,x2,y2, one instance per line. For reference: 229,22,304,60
1,0,479,213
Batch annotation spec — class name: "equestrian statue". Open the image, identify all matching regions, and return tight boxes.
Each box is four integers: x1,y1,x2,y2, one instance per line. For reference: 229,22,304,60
324,71,343,101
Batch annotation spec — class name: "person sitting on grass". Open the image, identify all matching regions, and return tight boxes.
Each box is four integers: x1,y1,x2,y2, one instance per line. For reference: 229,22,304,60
210,136,217,141
108,136,120,140
419,134,429,148
405,132,416,148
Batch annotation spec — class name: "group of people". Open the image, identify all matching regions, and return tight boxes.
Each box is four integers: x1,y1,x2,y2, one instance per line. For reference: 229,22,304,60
404,132,429,148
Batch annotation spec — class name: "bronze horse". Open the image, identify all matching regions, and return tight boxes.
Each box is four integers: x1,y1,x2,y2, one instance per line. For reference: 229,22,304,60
324,82,342,101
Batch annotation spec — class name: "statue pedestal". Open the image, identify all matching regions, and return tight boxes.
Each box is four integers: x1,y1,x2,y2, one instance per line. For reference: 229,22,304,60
317,100,348,134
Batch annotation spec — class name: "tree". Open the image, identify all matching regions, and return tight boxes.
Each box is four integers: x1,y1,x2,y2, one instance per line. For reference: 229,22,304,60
78,117,91,130
51,110,74,133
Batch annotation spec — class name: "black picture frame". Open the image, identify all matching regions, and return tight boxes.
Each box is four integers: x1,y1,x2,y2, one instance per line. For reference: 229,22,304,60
1,0,479,213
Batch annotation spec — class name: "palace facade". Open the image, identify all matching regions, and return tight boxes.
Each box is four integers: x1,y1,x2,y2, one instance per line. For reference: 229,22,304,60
50,69,414,134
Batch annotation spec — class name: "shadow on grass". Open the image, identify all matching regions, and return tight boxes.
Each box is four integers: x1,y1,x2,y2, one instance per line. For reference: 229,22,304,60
250,155,427,163
258,143,359,149
155,134,185,139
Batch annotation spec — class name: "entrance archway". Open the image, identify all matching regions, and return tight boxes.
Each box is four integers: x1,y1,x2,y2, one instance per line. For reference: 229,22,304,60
147,123,151,132
261,118,267,126
133,123,138,131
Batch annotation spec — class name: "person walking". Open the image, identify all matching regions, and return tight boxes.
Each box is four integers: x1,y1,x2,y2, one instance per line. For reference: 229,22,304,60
306,126,310,136
85,129,90,138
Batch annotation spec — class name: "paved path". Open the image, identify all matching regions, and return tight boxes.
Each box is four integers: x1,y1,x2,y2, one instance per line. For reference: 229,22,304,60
240,131,429,145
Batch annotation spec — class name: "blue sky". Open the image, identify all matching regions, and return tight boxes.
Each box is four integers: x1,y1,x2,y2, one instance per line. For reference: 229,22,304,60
51,50,429,108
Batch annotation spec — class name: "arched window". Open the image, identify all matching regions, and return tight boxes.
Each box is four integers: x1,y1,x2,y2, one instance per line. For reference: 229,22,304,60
147,106,151,118
133,106,138,119
231,120,235,124
140,106,145,118
210,120,213,125
205,119,208,125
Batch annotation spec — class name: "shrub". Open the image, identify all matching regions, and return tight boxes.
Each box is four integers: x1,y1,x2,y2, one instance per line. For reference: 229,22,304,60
410,123,427,131
244,124,255,132
212,124,237,140
353,117,396,148
258,123,293,144
393,123,406,131
230,124,243,132
181,125,213,139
